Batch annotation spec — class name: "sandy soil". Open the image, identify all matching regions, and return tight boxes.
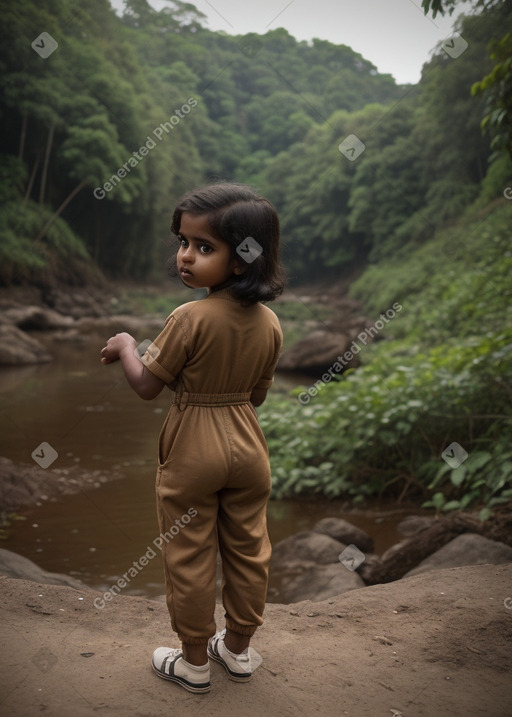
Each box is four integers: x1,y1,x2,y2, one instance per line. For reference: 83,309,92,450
1,564,511,717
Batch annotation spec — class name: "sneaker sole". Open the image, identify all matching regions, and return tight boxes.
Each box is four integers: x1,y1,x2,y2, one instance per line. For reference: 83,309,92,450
207,647,252,682
152,661,211,693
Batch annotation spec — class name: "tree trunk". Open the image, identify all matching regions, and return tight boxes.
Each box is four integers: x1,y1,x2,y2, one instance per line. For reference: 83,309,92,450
18,113,28,161
35,178,88,243
23,152,41,203
39,124,55,205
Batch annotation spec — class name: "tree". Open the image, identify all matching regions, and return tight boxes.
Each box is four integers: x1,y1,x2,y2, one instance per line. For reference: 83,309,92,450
422,0,512,162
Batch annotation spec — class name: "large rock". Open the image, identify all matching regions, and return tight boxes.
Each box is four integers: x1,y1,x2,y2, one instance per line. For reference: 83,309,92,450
0,323,52,365
279,559,365,602
404,533,512,577
3,305,75,330
42,287,109,319
397,515,437,536
277,329,359,373
0,548,88,590
356,553,384,583
313,517,374,553
270,531,345,567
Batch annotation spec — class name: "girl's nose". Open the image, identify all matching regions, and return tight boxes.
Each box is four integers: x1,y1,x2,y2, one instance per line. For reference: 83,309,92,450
180,246,194,263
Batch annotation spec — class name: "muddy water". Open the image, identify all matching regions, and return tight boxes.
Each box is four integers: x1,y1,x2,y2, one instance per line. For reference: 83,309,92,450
0,331,418,600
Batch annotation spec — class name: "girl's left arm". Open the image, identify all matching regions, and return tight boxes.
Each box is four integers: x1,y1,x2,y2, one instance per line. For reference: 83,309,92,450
101,332,165,400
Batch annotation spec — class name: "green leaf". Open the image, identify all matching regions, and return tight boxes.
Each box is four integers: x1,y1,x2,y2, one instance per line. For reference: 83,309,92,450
450,464,467,487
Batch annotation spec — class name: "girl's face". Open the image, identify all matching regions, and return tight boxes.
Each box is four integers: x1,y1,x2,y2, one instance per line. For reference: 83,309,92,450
176,213,239,290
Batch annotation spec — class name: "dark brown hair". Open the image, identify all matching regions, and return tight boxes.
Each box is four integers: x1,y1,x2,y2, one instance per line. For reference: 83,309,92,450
169,183,285,305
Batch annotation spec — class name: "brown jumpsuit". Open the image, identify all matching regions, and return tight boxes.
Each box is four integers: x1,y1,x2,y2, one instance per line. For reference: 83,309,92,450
142,289,283,645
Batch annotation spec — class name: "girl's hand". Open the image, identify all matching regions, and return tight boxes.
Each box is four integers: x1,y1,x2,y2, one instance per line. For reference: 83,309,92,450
101,333,136,364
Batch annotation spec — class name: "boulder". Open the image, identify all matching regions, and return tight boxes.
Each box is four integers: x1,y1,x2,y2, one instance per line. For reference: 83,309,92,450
42,288,109,319
0,548,88,590
313,517,374,553
404,533,512,577
397,515,437,536
278,559,365,602
357,553,384,583
270,530,345,567
277,329,358,373
3,305,74,330
0,323,52,365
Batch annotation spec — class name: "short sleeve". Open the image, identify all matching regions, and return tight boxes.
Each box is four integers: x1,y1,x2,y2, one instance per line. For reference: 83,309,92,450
253,321,283,391
141,312,189,385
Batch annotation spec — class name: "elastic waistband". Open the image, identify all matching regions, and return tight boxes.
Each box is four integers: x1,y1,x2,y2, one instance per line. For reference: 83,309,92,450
172,390,252,411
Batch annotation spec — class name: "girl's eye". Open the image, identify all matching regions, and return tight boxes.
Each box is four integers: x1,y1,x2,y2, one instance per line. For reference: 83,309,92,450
200,244,212,254
179,237,188,248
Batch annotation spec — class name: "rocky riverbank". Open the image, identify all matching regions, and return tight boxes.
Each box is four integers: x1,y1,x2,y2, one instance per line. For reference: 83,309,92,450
0,285,166,365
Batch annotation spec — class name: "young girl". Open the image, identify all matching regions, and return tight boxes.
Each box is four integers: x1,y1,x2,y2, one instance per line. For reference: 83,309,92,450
100,183,284,694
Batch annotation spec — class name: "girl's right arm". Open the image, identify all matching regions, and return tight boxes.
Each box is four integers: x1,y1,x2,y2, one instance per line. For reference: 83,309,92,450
101,332,166,400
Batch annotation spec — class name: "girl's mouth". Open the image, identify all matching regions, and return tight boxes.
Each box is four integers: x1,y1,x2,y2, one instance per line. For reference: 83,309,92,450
179,267,193,277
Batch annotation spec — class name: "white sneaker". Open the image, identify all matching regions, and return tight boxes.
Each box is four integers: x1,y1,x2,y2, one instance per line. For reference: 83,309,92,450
207,629,252,682
151,647,210,693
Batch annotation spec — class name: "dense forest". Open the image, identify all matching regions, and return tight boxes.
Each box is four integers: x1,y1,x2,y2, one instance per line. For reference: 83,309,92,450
1,0,511,513
1,0,403,285
2,0,510,286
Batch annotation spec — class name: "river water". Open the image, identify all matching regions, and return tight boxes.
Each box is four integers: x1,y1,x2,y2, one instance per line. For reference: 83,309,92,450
0,329,419,600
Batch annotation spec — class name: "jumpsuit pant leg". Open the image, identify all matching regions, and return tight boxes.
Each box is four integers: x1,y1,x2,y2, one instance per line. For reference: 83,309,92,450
217,406,273,636
156,467,219,645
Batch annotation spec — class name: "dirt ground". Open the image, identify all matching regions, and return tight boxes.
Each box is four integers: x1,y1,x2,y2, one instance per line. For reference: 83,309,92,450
1,564,511,717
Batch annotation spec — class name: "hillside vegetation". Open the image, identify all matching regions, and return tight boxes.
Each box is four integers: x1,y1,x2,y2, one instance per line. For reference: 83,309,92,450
261,199,512,516
1,0,400,285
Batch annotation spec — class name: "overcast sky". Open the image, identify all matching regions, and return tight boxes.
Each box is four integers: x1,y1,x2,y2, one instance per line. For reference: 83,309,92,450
110,0,474,84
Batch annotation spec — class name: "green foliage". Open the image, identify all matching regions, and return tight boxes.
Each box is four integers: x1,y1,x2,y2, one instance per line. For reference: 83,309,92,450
261,327,512,508
0,0,405,287
259,201,512,510
0,199,95,286
260,5,511,282
1,0,510,286
349,202,512,344
472,31,512,160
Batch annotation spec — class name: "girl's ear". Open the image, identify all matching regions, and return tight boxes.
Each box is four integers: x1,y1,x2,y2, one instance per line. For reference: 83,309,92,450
233,262,247,275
